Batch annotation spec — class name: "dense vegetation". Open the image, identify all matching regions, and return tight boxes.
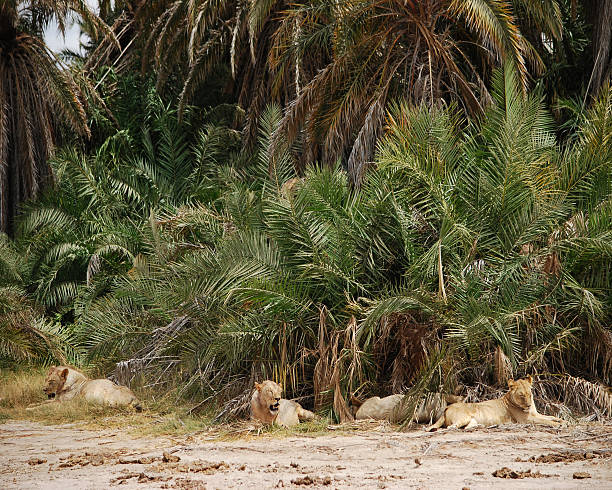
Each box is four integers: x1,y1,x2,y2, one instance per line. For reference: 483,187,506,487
0,1,610,420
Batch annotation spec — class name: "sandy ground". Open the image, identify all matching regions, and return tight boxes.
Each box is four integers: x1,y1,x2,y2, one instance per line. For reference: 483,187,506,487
1,420,611,489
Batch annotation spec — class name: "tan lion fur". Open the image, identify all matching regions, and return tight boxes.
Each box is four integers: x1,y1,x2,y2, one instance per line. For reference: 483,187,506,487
349,393,464,424
250,380,315,427
426,376,564,431
27,365,141,411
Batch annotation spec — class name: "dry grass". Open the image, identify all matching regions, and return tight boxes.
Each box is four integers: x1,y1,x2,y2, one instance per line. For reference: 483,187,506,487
0,368,213,435
0,367,48,413
0,368,334,440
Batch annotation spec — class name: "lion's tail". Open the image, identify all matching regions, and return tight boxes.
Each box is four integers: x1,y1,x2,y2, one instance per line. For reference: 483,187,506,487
131,399,143,412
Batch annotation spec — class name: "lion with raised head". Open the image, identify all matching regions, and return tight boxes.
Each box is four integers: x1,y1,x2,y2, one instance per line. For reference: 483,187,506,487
27,365,141,411
250,380,315,427
349,392,464,424
426,376,563,431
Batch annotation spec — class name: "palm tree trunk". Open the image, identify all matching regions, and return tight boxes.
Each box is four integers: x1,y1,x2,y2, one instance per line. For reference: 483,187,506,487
584,0,612,96
0,13,16,43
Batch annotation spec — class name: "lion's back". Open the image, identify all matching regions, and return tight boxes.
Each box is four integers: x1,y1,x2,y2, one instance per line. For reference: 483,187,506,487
355,395,403,421
445,398,512,426
81,379,139,407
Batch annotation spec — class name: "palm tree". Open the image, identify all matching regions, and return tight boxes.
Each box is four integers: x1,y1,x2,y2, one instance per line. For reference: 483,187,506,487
0,1,106,234
271,0,563,185
582,0,612,97
141,0,292,145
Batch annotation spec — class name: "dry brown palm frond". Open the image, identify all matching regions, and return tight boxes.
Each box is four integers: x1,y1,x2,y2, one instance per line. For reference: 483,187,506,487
329,325,354,423
536,375,612,419
342,316,365,392
213,384,253,423
494,344,513,386
371,312,439,394
312,306,333,411
584,325,612,385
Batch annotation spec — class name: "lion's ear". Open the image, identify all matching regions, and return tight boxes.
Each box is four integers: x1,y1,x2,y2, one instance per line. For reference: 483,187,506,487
508,379,515,388
527,375,533,384
255,382,262,392
60,368,69,380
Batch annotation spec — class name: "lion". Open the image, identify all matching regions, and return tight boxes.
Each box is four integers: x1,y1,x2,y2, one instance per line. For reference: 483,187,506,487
27,365,141,411
349,392,464,424
426,376,564,431
250,380,315,427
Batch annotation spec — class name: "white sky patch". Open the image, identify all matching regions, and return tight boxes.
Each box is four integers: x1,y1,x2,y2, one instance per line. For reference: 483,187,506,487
43,0,99,54
45,22,84,53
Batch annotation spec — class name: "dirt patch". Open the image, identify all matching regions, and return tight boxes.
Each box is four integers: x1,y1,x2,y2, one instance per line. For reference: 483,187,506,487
492,467,557,479
162,451,181,463
118,456,158,465
27,458,47,465
2,420,611,489
112,472,172,485
162,478,207,489
573,472,592,479
290,475,332,485
149,460,230,476
55,451,114,468
517,450,611,464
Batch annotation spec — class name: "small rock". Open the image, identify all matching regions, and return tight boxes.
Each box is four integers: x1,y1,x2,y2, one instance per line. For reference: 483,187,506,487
573,472,591,479
414,458,422,466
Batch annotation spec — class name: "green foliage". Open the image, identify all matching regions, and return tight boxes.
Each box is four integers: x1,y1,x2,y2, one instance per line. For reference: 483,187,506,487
1,68,610,420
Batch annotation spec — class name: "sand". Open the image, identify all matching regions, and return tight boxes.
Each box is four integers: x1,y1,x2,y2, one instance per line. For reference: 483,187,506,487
1,420,611,489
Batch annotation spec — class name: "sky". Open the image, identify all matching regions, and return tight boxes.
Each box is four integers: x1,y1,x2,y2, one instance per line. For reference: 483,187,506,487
43,0,99,54
44,22,84,53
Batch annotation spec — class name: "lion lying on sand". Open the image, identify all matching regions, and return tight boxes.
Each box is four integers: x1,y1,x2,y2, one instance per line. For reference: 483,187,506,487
251,380,315,427
27,365,141,411
426,376,563,430
349,392,463,424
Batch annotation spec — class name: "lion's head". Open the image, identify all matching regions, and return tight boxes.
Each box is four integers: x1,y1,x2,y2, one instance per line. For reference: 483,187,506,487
506,376,534,412
43,366,69,399
255,380,282,416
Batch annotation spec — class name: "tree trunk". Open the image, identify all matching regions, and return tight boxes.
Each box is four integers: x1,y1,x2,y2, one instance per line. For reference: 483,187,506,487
584,0,612,96
0,13,16,43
